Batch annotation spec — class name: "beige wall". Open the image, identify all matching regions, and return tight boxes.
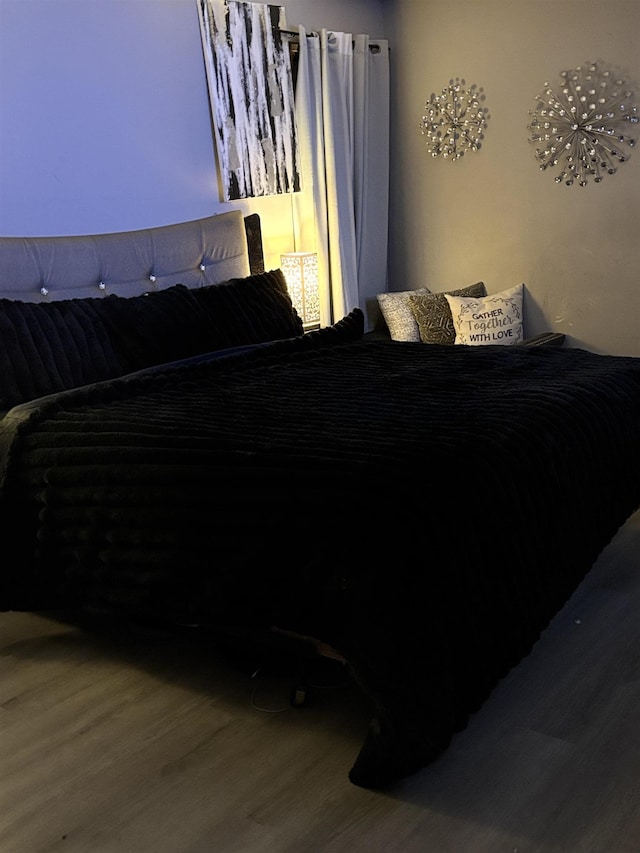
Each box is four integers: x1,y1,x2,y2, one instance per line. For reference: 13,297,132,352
383,0,640,356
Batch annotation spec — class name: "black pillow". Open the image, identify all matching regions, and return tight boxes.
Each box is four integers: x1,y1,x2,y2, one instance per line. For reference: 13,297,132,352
0,296,125,411
96,284,213,372
190,269,304,349
0,272,305,412
298,307,364,347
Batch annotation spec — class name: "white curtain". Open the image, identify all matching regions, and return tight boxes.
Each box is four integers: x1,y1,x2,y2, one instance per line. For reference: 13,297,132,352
292,27,390,328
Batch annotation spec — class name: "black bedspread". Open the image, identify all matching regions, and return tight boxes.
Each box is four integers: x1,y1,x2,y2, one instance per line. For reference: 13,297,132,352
2,327,640,787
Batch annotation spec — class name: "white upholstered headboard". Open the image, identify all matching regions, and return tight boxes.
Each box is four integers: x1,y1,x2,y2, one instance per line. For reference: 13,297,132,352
0,210,263,303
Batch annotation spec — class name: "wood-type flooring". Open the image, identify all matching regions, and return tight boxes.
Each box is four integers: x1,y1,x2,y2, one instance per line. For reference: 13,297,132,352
2,509,640,853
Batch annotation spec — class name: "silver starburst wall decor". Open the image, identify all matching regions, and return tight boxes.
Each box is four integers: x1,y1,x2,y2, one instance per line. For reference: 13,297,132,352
527,61,638,186
420,78,489,160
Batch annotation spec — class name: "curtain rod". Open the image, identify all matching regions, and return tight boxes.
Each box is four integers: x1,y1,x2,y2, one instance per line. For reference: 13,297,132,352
280,27,385,52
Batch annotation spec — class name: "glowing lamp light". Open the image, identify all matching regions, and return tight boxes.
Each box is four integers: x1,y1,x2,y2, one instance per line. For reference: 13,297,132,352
280,252,320,330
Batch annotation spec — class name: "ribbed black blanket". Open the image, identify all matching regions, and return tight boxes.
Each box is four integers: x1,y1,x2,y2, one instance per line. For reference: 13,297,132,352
2,329,640,787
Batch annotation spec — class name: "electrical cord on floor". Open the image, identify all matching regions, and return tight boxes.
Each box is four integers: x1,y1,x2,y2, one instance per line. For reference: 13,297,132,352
249,662,351,713
250,667,291,713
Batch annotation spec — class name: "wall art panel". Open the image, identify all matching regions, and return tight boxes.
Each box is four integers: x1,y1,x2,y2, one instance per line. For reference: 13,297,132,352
198,0,300,200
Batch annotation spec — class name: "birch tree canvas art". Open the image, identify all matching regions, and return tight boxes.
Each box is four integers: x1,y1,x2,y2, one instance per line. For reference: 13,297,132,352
198,0,300,200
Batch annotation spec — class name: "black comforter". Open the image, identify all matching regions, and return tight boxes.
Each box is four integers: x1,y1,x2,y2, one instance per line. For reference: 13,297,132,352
2,324,640,787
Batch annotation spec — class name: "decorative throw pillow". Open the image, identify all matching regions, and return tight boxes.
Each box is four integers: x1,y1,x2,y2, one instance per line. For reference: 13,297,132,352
377,288,431,342
408,282,487,345
445,283,525,346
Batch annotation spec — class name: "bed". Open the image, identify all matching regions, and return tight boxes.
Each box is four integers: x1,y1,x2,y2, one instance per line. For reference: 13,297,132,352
1,209,639,789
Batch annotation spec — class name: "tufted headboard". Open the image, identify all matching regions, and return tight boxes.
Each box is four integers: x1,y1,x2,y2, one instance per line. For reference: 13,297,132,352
0,210,264,303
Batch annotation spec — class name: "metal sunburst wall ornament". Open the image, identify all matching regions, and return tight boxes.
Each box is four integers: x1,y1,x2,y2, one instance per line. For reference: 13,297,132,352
527,61,638,187
420,78,489,160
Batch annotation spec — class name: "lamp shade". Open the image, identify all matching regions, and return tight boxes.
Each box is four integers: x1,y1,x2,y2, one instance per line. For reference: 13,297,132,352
280,252,320,330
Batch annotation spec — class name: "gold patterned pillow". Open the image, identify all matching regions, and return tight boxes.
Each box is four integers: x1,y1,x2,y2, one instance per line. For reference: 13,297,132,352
408,282,486,345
